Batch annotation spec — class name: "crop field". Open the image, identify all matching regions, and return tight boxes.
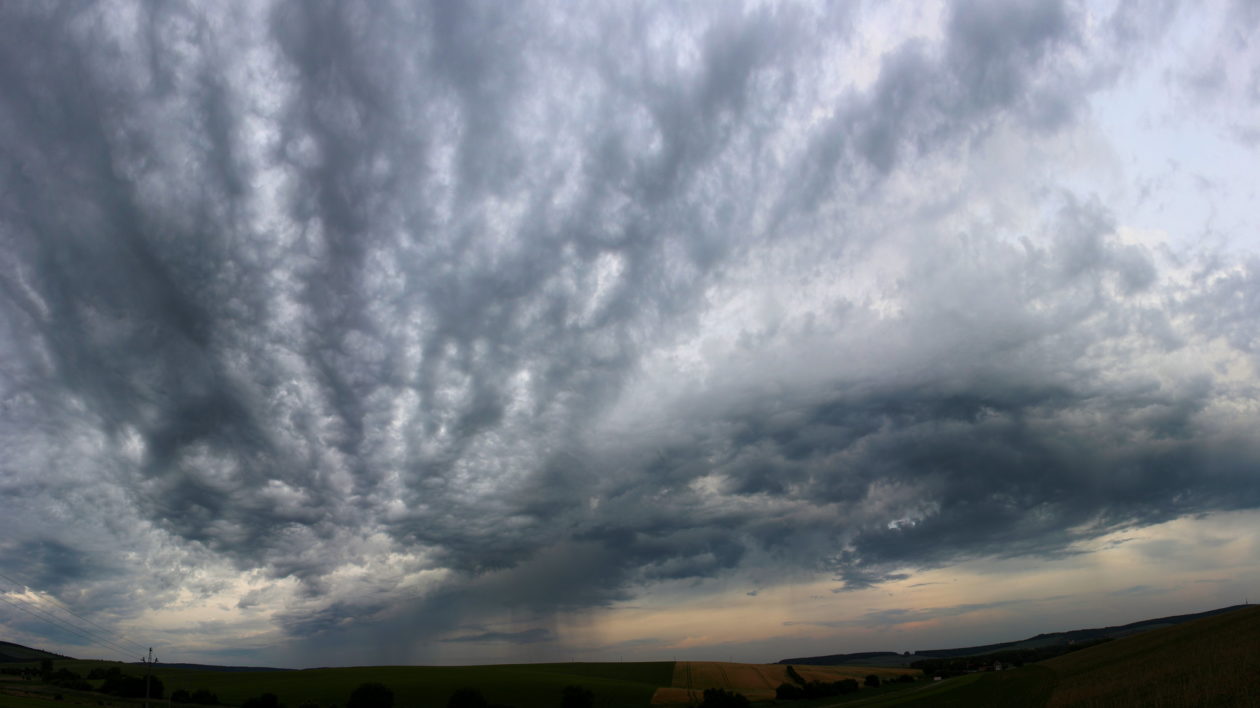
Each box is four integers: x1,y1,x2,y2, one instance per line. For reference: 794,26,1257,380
653,662,918,704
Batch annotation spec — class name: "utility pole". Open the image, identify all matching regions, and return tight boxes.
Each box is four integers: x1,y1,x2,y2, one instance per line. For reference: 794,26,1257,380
142,647,158,708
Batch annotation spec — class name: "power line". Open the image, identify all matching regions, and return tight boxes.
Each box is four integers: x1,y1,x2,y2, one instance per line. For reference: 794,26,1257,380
0,570,147,656
0,589,141,661
0,587,138,660
0,590,140,660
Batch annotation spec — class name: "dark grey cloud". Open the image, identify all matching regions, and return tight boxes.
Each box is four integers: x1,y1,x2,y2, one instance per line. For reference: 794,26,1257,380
0,0,1257,664
442,628,553,645
787,600,1023,630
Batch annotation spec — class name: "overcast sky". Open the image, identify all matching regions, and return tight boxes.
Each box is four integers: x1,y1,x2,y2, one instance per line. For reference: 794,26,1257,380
2,0,1260,668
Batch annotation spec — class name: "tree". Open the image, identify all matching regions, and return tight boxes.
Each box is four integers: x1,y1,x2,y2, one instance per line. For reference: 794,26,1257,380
864,674,880,688
784,665,806,686
348,682,394,708
448,687,489,708
102,673,164,700
190,688,221,705
560,685,593,708
775,683,804,700
698,688,750,708
241,693,282,708
88,666,122,681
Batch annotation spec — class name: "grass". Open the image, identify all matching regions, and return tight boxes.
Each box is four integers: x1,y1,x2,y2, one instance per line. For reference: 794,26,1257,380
0,694,69,708
0,641,64,661
3,660,672,708
1041,605,1260,707
1,682,149,708
5,607,1257,707
860,666,1054,708
820,605,1260,708
153,661,674,708
654,662,921,704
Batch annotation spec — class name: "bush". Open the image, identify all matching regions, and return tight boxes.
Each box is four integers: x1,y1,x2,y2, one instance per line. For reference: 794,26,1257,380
173,688,220,704
560,685,593,708
864,674,880,688
698,688,750,708
784,665,806,686
448,687,489,708
241,693,283,708
101,673,164,699
47,668,90,691
775,678,862,701
88,667,122,681
191,688,221,705
775,683,803,700
348,682,394,708
48,668,81,682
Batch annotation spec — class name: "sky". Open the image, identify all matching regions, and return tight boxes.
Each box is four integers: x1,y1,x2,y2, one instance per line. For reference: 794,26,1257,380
1,0,1259,668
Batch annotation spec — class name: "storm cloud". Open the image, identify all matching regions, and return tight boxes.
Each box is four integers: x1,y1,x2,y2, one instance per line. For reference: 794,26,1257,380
1,0,1258,665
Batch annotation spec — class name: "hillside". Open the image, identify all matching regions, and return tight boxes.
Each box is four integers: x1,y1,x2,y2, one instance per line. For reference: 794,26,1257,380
2,605,1256,706
842,605,1260,707
1,660,676,708
0,640,68,663
1040,604,1260,706
779,604,1251,666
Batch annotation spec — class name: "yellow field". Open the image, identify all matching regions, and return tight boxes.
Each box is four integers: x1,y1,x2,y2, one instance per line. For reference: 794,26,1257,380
651,661,917,703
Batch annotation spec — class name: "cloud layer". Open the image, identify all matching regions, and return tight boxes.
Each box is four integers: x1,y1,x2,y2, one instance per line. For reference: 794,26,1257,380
1,0,1258,664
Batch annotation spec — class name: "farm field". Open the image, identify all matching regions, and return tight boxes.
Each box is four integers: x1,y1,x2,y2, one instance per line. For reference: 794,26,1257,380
3,661,674,708
652,661,919,704
843,605,1260,708
157,661,673,708
3,606,1257,707
1040,604,1260,707
0,694,73,708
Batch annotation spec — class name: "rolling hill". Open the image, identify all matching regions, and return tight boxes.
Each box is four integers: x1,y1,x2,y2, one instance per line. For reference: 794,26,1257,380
778,604,1252,666
840,604,1260,707
0,640,67,663
2,604,1256,707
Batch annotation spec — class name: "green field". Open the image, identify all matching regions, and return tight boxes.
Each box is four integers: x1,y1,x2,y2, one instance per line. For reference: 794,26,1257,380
829,605,1260,708
0,694,73,708
0,641,63,662
4,606,1258,707
3,661,674,708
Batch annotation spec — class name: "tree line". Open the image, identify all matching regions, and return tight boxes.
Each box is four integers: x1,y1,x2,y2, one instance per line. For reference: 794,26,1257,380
909,638,1114,677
